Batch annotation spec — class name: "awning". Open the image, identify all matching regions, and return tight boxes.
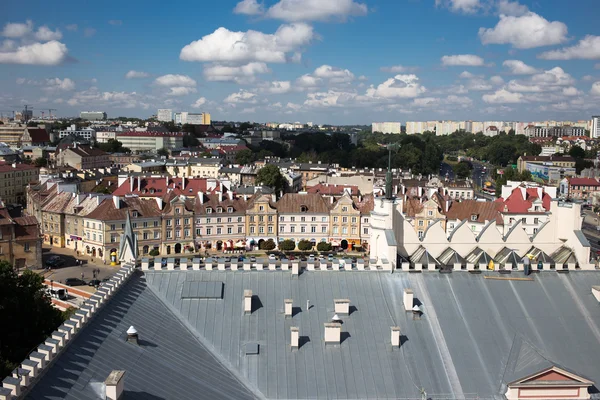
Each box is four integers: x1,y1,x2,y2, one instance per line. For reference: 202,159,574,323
235,240,246,248
331,240,340,246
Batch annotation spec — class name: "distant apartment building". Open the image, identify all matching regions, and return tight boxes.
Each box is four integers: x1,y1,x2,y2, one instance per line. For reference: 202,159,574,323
59,124,96,140
591,116,600,139
174,112,187,124
0,124,26,147
96,130,117,143
525,125,586,138
561,177,600,200
56,144,111,170
0,162,39,204
186,112,211,125
80,111,107,121
115,131,185,152
435,121,461,136
157,109,173,122
372,122,401,134
405,121,436,135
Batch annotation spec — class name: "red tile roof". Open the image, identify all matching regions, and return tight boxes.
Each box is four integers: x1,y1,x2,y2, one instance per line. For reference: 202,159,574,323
307,184,359,196
112,177,217,197
569,178,600,187
0,162,37,172
499,187,551,213
445,200,503,223
117,131,185,137
86,197,162,221
25,128,50,143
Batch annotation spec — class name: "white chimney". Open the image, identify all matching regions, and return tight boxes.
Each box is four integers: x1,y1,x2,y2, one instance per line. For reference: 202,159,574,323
244,290,253,314
290,327,299,349
137,176,141,192
284,299,293,317
391,327,401,347
593,286,600,303
105,370,126,400
155,197,163,210
324,323,341,344
403,288,414,312
126,326,138,345
334,299,350,315
165,175,169,186
182,176,185,190
112,196,120,209
219,191,223,202
330,196,334,204
129,176,134,192
198,192,204,204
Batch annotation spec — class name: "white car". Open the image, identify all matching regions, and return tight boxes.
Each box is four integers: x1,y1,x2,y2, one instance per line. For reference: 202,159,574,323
268,254,277,260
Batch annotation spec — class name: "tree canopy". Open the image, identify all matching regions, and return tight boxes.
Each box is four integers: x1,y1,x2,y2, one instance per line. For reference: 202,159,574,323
0,261,65,378
256,164,286,193
33,157,48,168
97,139,131,154
453,161,472,179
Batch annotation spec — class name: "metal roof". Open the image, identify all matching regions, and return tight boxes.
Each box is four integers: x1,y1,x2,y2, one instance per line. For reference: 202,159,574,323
141,270,600,400
466,247,495,265
551,246,578,264
410,245,439,265
495,247,521,266
27,273,258,400
438,247,466,266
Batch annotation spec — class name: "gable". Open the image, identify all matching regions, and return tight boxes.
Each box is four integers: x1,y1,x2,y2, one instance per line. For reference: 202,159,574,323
513,366,593,386
525,370,575,383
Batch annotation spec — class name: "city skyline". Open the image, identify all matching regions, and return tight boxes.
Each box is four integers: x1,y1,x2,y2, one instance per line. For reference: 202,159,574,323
1,0,600,124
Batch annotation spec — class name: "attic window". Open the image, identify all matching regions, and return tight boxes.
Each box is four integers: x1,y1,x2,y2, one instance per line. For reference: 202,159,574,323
132,211,138,218
227,207,233,213
150,189,155,194
300,205,308,213
217,207,223,213
470,214,478,222
206,207,213,214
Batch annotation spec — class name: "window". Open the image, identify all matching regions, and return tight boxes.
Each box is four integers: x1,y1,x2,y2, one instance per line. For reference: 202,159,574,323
250,216,255,223
533,228,538,234
268,226,273,233
175,219,181,226
268,216,273,222
333,216,339,223
111,234,117,243
196,228,201,235
176,230,181,238
311,226,316,233
238,217,242,223
184,218,189,225
471,215,477,222
175,208,181,214
250,227,255,234
259,215,264,222
132,211,139,218
143,232,149,240
143,221,148,228
259,205,264,211
86,222,89,228
93,233,96,241
418,220,424,227
351,227,357,234
322,217,326,222
132,223,137,229
418,231,423,239
301,216,305,222
471,225,476,231
449,223,454,229
342,217,348,223
217,207,223,213
280,226,285,232
333,227,338,234
351,217,357,223
428,210,433,216
291,216,295,222
342,206,348,212
534,218,539,224
280,216,284,222
238,226,243,233
154,221,159,227
311,217,316,222
217,228,222,235
521,218,526,223
167,231,172,239
185,229,190,237
227,207,233,213
206,228,212,235
206,207,213,214
24,242,30,251
110,224,116,230
259,226,264,234
428,220,432,226
290,226,295,233
216,218,222,223
227,217,232,223
166,219,172,226
206,218,211,224
301,226,306,233
300,205,308,213
364,227,368,234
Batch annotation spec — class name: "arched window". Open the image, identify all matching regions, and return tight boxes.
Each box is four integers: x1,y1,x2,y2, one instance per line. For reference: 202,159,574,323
300,205,308,213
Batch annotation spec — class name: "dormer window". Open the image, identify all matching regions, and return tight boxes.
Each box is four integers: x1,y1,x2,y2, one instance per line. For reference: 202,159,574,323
300,205,308,213
132,211,139,218
150,189,155,194
206,207,213,214
227,207,233,213
470,214,478,222
217,207,223,213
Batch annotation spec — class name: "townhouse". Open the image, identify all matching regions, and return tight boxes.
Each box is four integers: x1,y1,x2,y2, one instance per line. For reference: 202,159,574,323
277,193,330,247
194,191,247,251
160,193,195,255
245,190,278,249
329,192,361,249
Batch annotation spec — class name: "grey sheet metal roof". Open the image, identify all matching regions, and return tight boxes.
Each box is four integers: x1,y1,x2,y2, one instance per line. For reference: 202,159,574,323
27,272,257,400
384,229,396,246
438,247,466,266
142,270,600,400
575,230,591,247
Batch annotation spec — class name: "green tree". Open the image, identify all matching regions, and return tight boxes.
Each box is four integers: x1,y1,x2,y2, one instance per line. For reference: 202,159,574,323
183,134,199,147
279,239,296,251
97,139,130,153
569,146,585,159
297,240,313,251
256,164,286,192
235,149,254,165
157,148,169,158
0,261,64,378
33,157,47,168
149,249,159,256
453,161,472,179
316,242,332,252
259,239,276,251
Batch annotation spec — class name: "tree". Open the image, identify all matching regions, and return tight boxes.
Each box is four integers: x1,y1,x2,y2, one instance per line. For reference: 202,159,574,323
33,157,47,168
279,239,296,251
259,239,276,251
149,249,159,256
569,145,585,160
256,164,286,192
97,139,130,153
183,134,199,147
0,261,64,378
297,240,313,251
235,149,254,165
453,161,472,179
316,242,332,252
157,148,169,158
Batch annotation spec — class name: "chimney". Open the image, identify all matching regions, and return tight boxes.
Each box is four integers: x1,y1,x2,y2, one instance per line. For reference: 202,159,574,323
129,176,134,192
104,370,126,400
403,288,414,312
182,176,185,190
219,191,223,202
11,162,16,169
324,323,341,344
290,327,299,349
155,197,163,210
284,299,293,317
137,176,141,192
334,299,350,315
165,175,169,186
198,191,204,204
330,196,334,204
126,326,138,345
244,290,253,314
593,286,600,303
391,327,401,347
112,196,120,209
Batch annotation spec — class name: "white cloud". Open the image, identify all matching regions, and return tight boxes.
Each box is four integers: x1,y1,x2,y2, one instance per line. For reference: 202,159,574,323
295,74,322,89
482,88,524,104
304,90,359,107
466,78,492,91
167,87,197,96
265,81,292,94
234,0,265,15
479,12,568,49
459,71,476,79
436,0,481,14
496,0,528,16
0,40,68,65
502,59,538,74
125,70,150,79
562,87,580,96
531,67,574,86
538,35,600,60
412,95,473,108
506,80,544,92
366,74,427,99
0,40,15,51
380,65,418,73
34,26,62,41
154,74,197,87
203,62,270,83
241,107,256,114
313,64,355,83
191,97,207,108
44,78,75,92
265,0,367,22
108,20,123,26
592,82,600,96
224,90,257,104
441,54,485,66
65,24,78,31
490,75,504,85
180,23,313,63
596,63,600,70
67,87,148,109
2,20,33,38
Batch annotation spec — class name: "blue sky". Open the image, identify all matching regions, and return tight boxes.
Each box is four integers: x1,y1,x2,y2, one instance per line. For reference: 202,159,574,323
1,0,600,124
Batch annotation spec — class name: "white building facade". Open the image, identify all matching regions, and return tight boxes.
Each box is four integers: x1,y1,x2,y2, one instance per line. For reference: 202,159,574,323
372,122,401,134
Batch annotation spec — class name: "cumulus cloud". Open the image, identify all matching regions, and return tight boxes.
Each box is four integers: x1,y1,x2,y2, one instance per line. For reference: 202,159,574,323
479,12,568,49
591,82,600,96
65,24,78,31
562,87,580,96
34,26,62,41
412,95,472,108
502,59,538,74
435,0,481,14
167,87,197,96
304,90,359,107
265,0,368,22
482,88,524,104
490,75,504,85
203,62,270,83
380,65,418,73
496,0,528,16
366,74,426,99
0,40,68,65
264,81,292,94
180,23,313,63
108,20,123,26
191,97,207,108
125,70,150,79
459,71,477,79
313,64,355,83
154,74,197,87
224,90,257,104
67,87,150,109
44,77,75,92
538,35,600,60
295,74,322,89
531,67,574,86
441,54,485,66
2,20,33,38
234,0,265,15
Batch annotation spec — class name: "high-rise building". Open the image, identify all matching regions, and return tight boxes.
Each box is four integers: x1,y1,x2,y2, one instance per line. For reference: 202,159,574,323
157,109,173,122
371,122,401,134
80,111,107,121
186,112,210,125
592,116,600,138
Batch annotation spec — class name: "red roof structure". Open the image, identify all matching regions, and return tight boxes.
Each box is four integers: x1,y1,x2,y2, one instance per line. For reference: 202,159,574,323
499,187,551,213
307,183,359,196
25,128,50,144
112,176,221,198
568,177,600,187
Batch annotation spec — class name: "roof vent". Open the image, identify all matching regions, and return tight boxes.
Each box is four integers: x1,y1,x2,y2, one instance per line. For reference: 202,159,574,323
126,326,138,345
331,314,341,323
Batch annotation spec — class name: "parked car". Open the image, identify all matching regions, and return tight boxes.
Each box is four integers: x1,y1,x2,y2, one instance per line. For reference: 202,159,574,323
238,256,245,262
48,288,68,300
250,256,256,262
308,254,316,260
300,256,307,262
88,279,102,287
268,254,277,260
328,254,334,261
45,256,64,269
289,255,295,261
64,278,86,286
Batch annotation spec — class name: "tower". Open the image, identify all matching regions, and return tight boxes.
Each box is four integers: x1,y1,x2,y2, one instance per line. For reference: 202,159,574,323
118,212,138,264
